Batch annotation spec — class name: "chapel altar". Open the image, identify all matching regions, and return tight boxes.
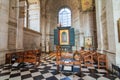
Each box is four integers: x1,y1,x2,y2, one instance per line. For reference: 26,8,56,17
54,27,75,51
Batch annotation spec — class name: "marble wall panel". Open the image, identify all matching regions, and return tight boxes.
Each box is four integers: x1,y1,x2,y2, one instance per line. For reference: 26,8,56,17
8,27,16,49
0,0,9,65
23,29,41,50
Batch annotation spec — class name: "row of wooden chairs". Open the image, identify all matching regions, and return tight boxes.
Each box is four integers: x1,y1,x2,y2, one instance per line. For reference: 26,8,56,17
56,51,82,72
56,46,108,72
55,46,81,72
80,50,108,69
56,48,108,70
6,49,41,65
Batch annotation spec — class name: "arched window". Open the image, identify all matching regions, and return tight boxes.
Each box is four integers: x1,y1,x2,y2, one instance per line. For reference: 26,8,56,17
58,8,71,27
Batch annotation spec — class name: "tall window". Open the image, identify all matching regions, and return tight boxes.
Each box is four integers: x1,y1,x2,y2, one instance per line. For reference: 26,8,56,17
58,8,71,27
28,3,40,32
24,1,40,32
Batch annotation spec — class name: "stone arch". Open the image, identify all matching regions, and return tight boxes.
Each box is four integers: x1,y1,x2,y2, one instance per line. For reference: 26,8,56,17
57,5,72,14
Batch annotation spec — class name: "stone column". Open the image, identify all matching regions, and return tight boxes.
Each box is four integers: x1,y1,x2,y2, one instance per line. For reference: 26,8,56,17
46,14,51,53
16,0,25,49
0,0,9,64
41,12,46,52
95,0,104,51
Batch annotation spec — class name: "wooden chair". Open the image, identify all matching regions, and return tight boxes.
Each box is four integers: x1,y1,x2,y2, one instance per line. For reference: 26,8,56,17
6,53,12,64
83,53,94,67
16,52,24,63
6,52,17,64
97,54,108,69
74,51,82,72
56,46,62,71
34,49,41,63
24,51,37,64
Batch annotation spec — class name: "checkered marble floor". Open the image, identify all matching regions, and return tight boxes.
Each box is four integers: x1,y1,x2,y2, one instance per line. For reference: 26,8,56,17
0,53,119,80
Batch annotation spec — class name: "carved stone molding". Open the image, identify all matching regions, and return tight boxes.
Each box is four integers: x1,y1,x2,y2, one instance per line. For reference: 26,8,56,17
46,33,54,36
19,0,25,2
8,20,17,27
24,28,42,35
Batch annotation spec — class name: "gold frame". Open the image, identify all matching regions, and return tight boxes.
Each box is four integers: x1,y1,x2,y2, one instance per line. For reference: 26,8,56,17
81,0,94,12
84,36,93,49
59,29,69,45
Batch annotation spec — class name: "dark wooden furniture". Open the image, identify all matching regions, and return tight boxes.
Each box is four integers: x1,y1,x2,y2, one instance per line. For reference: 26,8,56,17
5,49,41,66
6,53,12,64
112,64,120,78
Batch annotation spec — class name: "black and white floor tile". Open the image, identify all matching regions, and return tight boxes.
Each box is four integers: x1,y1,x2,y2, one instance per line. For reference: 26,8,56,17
0,53,119,80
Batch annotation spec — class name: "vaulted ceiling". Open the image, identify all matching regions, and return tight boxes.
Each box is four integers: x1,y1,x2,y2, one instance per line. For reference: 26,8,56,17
25,0,80,20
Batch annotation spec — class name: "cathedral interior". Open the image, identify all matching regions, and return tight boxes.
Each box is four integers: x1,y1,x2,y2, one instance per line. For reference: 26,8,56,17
0,0,120,80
